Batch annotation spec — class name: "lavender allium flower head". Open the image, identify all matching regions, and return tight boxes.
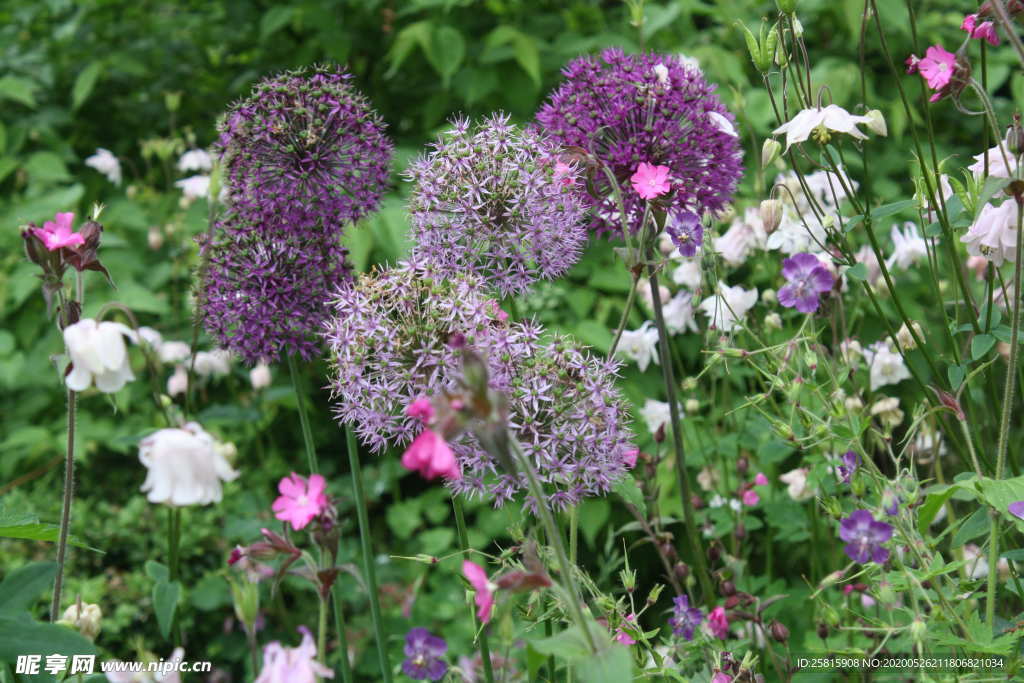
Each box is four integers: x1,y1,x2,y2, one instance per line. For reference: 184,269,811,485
777,252,834,313
407,113,587,295
535,48,743,236
217,64,392,232
839,509,893,564
666,209,703,257
325,263,635,509
200,211,349,364
402,628,448,681
669,595,703,640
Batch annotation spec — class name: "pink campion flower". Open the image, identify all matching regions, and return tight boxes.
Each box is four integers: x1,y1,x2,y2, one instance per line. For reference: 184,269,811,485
962,13,1000,46
462,560,497,623
406,397,435,424
623,447,640,469
272,473,328,531
754,472,769,486
630,162,671,199
401,429,462,481
741,489,759,506
32,212,85,251
708,606,729,639
712,673,733,683
918,46,956,90
614,613,638,645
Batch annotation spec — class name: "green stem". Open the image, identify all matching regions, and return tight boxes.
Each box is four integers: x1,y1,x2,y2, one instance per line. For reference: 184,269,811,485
645,267,715,607
331,581,353,683
288,355,319,474
344,423,392,682
318,595,328,680
169,507,182,646
986,511,1000,630
452,498,495,683
50,388,76,622
995,201,1024,480
608,274,640,359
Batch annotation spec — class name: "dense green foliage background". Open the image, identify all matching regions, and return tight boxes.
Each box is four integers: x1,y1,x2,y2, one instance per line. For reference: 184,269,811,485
0,0,1011,679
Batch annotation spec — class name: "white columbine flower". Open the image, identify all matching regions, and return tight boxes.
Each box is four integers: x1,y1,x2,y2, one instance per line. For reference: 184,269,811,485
968,139,1018,179
177,148,213,173
672,259,703,290
84,148,122,185
250,362,272,390
167,365,188,397
662,291,699,335
639,399,671,435
961,200,1019,267
778,468,815,502
175,174,211,201
772,104,872,151
139,422,238,506
193,349,232,377
864,341,911,391
618,321,660,372
885,222,928,270
158,341,192,364
708,111,738,138
715,207,767,266
64,319,136,393
698,284,758,332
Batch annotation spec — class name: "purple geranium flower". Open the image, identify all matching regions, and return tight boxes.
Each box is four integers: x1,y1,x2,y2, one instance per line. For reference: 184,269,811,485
1010,501,1024,520
839,509,893,564
777,252,834,313
402,628,448,681
668,595,703,640
837,451,860,484
666,209,704,257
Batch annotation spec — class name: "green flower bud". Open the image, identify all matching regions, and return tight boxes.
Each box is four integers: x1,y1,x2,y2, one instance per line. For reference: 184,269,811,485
761,138,783,168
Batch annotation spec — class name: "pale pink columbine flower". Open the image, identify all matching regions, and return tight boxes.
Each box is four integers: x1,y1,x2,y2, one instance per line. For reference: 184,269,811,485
272,472,328,531
630,162,671,199
32,212,85,251
255,626,333,683
962,14,1000,46
463,560,497,623
707,606,729,639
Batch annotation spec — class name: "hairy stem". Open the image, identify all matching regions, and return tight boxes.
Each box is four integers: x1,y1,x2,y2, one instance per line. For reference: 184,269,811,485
50,388,77,623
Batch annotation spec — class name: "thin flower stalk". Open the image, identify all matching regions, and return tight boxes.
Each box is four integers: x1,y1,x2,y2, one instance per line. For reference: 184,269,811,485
452,498,495,683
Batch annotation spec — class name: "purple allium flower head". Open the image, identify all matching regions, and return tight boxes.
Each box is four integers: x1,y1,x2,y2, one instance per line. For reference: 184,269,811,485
839,509,893,564
200,211,349,364
217,64,392,233
324,263,635,510
535,49,743,236
669,595,703,640
777,252,834,313
406,113,587,296
666,209,704,257
402,627,448,681
838,450,860,484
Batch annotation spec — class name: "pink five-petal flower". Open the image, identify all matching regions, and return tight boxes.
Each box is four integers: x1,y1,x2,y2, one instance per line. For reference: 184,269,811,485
272,472,328,531
741,489,760,506
708,606,729,639
401,429,462,481
712,673,733,683
754,472,769,486
463,560,496,623
406,397,434,424
962,13,1000,46
918,45,956,93
623,447,640,469
630,162,671,200
33,212,85,251
614,613,638,645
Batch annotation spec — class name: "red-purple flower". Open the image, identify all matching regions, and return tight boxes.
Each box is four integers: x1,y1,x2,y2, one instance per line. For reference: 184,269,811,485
962,13,1000,46
614,613,638,645
707,606,729,639
839,509,893,564
33,212,85,251
463,560,497,623
401,429,461,481
631,162,671,199
778,253,834,313
908,45,969,103
401,628,448,681
669,595,703,640
272,473,328,531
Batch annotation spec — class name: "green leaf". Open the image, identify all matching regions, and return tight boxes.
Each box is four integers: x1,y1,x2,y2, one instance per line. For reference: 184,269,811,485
577,643,633,682
613,475,646,518
385,21,433,79
0,615,97,661
0,562,57,614
952,507,990,547
870,199,916,220
72,62,103,110
0,523,100,552
917,480,975,534
386,500,422,540
260,6,295,41
153,579,180,640
947,365,966,390
531,626,591,662
25,151,71,185
978,475,1024,527
145,560,169,583
578,499,610,549
845,262,868,281
0,75,38,108
971,334,996,360
429,25,465,87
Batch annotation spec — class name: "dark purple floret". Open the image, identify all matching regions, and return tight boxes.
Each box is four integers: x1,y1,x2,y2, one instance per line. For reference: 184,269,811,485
324,263,635,510
402,627,448,681
777,252,834,313
666,209,703,257
837,450,860,484
839,509,893,564
199,211,350,364
407,113,587,296
535,49,743,236
669,595,703,640
217,64,393,234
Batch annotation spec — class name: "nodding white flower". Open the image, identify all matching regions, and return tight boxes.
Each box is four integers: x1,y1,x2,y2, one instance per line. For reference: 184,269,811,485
59,602,102,640
158,341,192,364
779,468,815,501
708,111,738,137
852,245,883,288
772,105,872,151
638,277,671,310
63,319,136,393
662,290,699,335
715,207,767,266
698,284,758,332
174,174,210,201
618,321,660,372
84,148,122,185
968,139,1018,179
864,341,911,391
177,148,213,173
765,218,828,255
672,259,702,290
652,63,670,86
697,466,719,491
885,222,928,270
193,349,232,377
639,399,671,435
167,365,188,397
961,199,1019,267
250,362,272,390
139,422,238,506
137,326,163,349
870,396,904,428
